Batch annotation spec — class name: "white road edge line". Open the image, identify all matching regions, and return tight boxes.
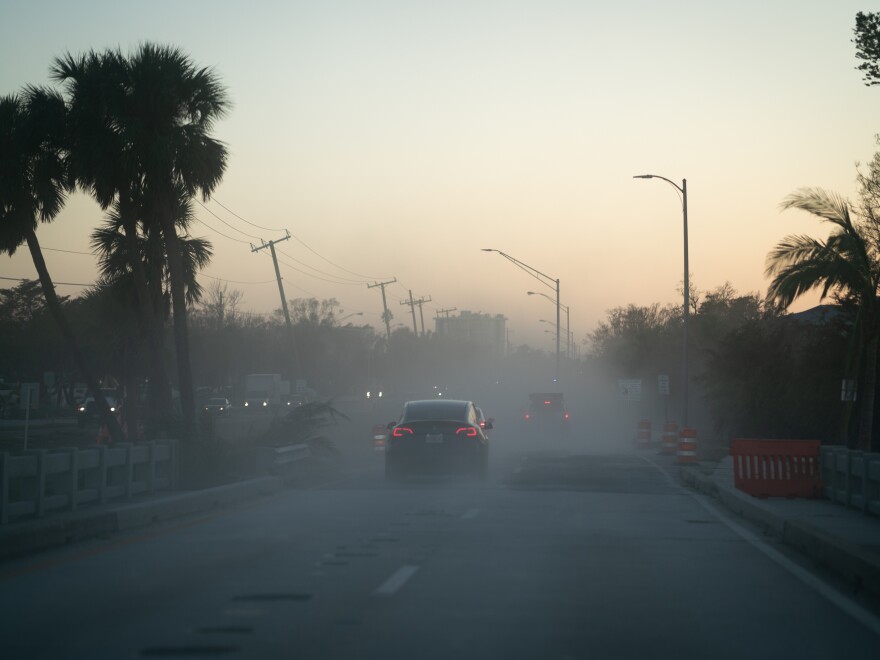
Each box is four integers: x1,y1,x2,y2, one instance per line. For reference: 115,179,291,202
461,508,480,520
641,456,880,637
374,565,420,597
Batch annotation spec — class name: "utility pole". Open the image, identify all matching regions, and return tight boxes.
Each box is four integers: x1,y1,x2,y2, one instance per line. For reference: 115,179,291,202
434,307,456,338
401,293,431,337
415,296,432,337
368,278,397,341
252,232,301,375
400,290,419,335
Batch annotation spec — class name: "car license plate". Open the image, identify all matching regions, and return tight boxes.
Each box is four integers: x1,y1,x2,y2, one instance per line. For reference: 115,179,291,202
425,434,443,444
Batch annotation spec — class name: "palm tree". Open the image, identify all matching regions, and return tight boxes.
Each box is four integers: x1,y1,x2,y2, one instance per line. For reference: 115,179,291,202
53,44,229,436
91,193,212,437
766,187,880,451
50,49,175,421
0,88,125,442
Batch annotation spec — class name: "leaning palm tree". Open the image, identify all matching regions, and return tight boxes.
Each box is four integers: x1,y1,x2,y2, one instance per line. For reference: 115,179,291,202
0,88,125,442
766,187,880,451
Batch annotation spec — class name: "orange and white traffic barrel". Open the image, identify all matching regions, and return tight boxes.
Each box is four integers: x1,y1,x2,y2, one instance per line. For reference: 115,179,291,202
676,427,698,465
661,422,678,455
637,419,651,449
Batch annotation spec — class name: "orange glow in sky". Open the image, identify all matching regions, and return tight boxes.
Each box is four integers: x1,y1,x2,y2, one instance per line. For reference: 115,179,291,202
2,1,878,348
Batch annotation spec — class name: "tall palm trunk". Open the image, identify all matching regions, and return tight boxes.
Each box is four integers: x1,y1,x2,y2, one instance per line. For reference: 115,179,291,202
24,229,125,443
118,202,172,420
158,198,196,437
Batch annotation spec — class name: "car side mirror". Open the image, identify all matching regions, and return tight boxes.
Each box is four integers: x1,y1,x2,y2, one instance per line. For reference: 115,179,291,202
485,420,494,430
387,421,395,429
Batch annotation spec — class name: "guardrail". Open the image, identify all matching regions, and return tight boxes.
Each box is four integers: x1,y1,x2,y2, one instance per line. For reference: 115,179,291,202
0,440,177,524
820,446,880,518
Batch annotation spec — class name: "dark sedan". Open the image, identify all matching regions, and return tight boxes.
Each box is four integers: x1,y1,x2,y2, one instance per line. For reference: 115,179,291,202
385,399,491,481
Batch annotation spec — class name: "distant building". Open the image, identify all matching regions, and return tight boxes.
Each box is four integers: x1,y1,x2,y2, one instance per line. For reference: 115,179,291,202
434,311,507,356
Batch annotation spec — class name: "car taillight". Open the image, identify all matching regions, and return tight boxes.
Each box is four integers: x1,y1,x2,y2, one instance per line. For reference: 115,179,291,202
456,427,478,437
524,413,530,420
479,421,486,428
392,426,414,437
564,412,570,420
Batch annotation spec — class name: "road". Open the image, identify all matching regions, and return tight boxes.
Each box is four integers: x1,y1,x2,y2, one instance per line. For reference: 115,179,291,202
1,422,878,659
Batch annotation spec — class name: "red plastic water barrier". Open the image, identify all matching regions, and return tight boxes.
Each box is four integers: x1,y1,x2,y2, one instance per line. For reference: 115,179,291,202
730,439,822,499
661,422,678,455
637,419,651,449
676,427,698,464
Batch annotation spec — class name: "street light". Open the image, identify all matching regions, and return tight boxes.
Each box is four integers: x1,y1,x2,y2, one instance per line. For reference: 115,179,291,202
482,249,561,385
529,291,570,358
633,174,689,427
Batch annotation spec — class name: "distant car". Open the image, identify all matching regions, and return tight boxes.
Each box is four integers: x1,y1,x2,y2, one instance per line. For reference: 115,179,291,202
523,392,570,432
203,397,232,414
76,390,119,428
385,399,490,481
286,394,307,407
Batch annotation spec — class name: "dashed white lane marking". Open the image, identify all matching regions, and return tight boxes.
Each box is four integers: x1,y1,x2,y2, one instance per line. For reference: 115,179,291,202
641,455,880,637
461,508,480,520
374,565,420,597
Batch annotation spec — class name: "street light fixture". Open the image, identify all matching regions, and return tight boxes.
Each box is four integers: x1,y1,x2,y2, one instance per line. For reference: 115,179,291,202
482,249,561,385
529,291,570,358
633,174,689,427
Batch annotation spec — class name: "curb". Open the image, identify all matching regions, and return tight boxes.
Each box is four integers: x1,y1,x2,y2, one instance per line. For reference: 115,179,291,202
0,476,283,562
679,467,880,600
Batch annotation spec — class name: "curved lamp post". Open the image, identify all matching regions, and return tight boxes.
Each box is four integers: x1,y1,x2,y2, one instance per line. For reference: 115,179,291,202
529,291,570,358
482,249,561,385
633,174,689,427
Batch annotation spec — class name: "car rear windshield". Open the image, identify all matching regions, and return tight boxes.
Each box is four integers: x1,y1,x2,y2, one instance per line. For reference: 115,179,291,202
402,400,469,422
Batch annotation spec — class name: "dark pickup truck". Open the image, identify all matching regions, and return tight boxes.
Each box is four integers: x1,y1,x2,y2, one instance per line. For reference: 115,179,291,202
523,392,570,430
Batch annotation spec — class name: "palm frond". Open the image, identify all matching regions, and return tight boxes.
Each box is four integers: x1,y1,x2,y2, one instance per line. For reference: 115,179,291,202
780,187,854,231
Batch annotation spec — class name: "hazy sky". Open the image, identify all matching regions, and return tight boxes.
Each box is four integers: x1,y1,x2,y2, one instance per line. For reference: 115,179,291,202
2,1,879,349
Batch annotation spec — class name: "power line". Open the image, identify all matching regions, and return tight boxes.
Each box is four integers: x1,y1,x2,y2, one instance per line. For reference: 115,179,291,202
276,247,369,285
211,197,287,232
193,217,252,244
0,275,91,286
200,273,276,285
275,256,368,286
195,199,264,241
286,231,386,281
211,198,389,281
43,247,92,255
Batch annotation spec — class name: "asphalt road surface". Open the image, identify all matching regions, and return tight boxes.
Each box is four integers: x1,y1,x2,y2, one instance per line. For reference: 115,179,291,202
1,424,879,659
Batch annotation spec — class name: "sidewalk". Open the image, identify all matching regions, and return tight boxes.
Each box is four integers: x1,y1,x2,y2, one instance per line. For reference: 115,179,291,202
677,455,880,600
